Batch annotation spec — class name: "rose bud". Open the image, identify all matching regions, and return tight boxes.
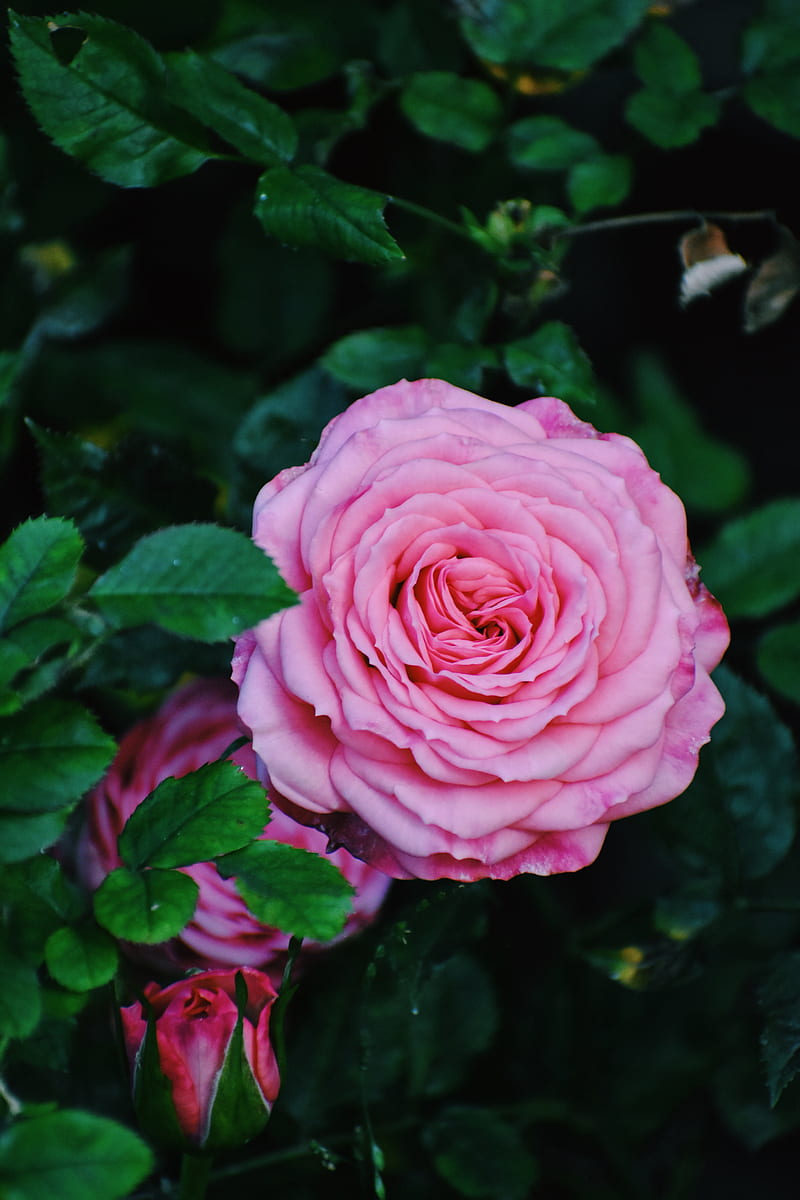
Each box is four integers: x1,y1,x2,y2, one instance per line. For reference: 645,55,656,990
78,677,390,975
120,967,280,1151
234,379,729,882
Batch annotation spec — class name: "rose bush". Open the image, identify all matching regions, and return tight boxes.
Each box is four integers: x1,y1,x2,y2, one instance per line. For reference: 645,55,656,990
234,378,729,881
79,677,391,972
120,967,280,1149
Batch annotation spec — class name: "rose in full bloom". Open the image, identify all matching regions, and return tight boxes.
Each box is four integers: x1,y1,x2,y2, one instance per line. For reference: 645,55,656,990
234,378,729,881
120,967,280,1149
79,677,390,972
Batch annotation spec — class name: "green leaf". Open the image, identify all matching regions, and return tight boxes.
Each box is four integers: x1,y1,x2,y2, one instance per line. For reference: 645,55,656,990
504,321,597,411
0,699,116,814
629,352,750,514
424,1106,539,1199
89,524,297,643
399,72,502,152
166,50,297,165
456,0,652,71
44,924,119,991
0,517,83,633
118,761,269,870
745,70,800,139
254,165,404,265
0,810,70,864
93,867,198,943
8,12,215,187
626,87,721,148
568,153,632,215
757,621,800,705
699,499,800,618
633,23,703,92
0,952,42,1039
760,952,800,1105
659,667,797,886
29,422,217,563
0,1109,153,1200
217,841,354,941
507,115,599,171
322,326,428,392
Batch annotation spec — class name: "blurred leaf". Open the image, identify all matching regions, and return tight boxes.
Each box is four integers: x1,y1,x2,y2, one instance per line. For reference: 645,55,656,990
0,810,70,865
757,621,800,705
322,325,428,392
760,952,800,1105
9,11,215,187
93,866,198,943
210,3,346,91
745,69,800,139
89,524,297,643
31,424,218,563
424,1106,538,1199
119,761,269,869
700,499,800,618
633,22,703,91
31,246,132,343
626,24,720,147
626,87,720,148
741,0,800,74
507,115,599,171
79,624,230,693
567,153,632,215
0,517,83,633
0,699,116,814
0,951,42,1039
629,353,750,513
217,841,354,941
0,1109,153,1200
44,923,119,991
505,320,597,410
455,0,652,71
0,615,86,713
399,72,502,152
254,165,404,265
658,667,797,887
165,49,297,165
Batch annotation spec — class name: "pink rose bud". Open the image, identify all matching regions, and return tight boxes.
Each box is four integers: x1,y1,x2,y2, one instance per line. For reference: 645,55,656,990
233,379,730,882
120,967,280,1151
78,677,391,975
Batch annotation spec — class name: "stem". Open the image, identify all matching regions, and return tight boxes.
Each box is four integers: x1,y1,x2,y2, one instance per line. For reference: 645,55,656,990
553,208,776,241
270,935,303,1078
179,1153,211,1200
386,194,476,243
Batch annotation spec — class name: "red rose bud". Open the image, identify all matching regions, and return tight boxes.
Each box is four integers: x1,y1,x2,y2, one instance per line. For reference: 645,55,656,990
120,968,280,1151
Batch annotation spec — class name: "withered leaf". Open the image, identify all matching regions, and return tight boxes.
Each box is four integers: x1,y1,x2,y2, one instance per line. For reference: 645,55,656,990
744,226,800,334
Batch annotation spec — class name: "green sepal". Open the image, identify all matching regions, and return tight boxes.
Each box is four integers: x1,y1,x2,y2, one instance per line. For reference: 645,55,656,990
203,971,272,1151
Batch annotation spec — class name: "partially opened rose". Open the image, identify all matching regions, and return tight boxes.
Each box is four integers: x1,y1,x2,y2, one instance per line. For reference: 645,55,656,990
120,967,280,1150
79,677,391,972
234,379,729,881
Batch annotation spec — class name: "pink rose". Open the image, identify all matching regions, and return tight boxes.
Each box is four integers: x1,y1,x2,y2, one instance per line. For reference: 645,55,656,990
120,967,280,1149
233,379,729,881
79,677,390,972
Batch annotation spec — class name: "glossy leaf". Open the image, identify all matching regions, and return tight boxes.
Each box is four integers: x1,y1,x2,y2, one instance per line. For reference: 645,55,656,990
93,867,199,943
9,11,214,187
89,524,297,642
166,50,297,165
217,841,354,941
0,1109,153,1200
254,165,404,265
44,923,119,991
505,321,597,410
118,761,269,870
0,699,116,814
0,517,83,633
